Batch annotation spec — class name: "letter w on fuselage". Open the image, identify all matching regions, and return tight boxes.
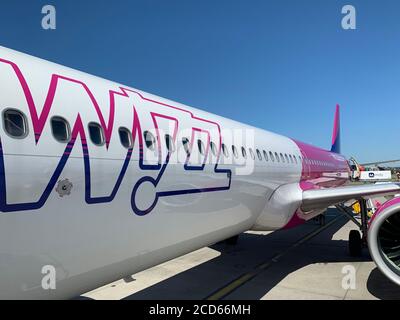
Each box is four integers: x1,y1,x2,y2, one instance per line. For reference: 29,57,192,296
0,58,231,215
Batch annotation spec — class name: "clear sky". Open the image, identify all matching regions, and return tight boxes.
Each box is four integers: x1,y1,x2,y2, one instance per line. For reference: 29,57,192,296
0,0,399,163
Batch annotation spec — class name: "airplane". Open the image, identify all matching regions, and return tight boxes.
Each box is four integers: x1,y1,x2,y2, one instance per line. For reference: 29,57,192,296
0,45,398,299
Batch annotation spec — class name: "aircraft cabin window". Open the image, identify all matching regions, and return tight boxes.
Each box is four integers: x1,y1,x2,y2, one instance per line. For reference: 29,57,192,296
182,137,191,155
3,109,28,138
280,153,285,163
222,144,229,157
51,116,71,143
241,147,247,158
88,122,105,146
210,141,217,156
275,152,280,162
249,148,255,160
263,150,268,161
165,134,175,152
143,130,156,151
118,127,133,149
256,149,262,161
232,145,238,158
198,139,205,155
285,154,289,163
293,155,297,164
269,151,274,162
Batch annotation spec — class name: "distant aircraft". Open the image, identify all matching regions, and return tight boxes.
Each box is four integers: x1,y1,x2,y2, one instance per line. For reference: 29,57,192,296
0,46,398,299
362,159,400,167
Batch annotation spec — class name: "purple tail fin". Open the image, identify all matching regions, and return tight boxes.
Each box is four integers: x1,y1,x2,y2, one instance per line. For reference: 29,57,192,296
331,104,341,154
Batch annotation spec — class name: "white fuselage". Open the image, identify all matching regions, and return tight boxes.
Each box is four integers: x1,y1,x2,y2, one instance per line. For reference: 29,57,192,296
0,47,349,299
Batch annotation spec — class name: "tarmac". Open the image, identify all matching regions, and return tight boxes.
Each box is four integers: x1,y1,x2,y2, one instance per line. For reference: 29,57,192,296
81,208,400,300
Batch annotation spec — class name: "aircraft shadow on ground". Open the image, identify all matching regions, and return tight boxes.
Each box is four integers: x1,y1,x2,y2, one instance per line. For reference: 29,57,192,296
367,268,400,300
122,212,400,300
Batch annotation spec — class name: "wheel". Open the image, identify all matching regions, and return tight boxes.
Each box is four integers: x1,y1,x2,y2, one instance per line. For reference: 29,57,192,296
225,235,239,245
319,214,326,226
349,230,362,257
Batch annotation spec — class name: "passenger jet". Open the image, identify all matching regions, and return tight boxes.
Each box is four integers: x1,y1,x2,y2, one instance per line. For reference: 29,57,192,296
0,46,398,299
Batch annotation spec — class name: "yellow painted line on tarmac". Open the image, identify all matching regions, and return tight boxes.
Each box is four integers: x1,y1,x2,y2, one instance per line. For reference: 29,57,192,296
205,215,345,300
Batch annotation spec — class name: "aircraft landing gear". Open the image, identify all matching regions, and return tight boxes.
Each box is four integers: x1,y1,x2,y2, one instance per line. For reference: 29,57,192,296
336,198,370,257
319,213,326,226
312,212,326,226
348,229,362,257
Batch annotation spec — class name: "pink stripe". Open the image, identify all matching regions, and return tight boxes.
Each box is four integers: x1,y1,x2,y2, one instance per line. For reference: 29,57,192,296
0,58,224,158
369,197,400,226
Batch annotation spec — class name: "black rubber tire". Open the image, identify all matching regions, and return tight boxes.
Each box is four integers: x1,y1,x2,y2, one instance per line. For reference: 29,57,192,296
349,230,362,257
319,214,326,226
225,235,239,245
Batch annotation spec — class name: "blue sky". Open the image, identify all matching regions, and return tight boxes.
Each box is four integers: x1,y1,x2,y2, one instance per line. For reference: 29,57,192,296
0,0,399,162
